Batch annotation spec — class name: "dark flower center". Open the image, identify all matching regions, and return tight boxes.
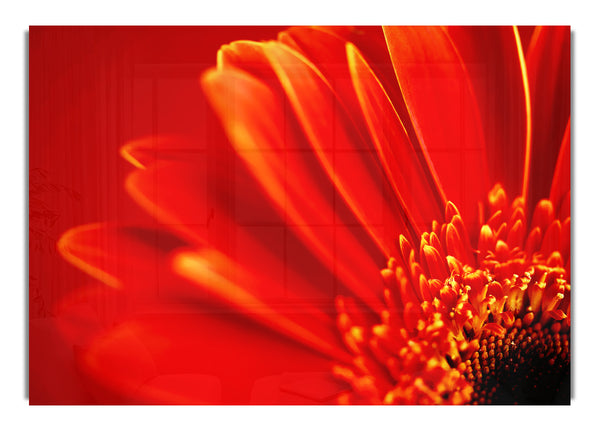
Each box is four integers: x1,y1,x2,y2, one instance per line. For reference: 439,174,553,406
333,190,570,404
465,323,570,404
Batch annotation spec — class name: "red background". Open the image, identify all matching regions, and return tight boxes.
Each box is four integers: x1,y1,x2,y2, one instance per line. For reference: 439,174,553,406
29,26,292,404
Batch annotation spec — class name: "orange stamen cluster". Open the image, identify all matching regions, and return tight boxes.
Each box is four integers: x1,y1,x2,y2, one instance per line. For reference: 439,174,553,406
334,184,571,404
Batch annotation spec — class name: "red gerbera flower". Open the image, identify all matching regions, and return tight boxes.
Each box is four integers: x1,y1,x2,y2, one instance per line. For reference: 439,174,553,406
34,26,570,404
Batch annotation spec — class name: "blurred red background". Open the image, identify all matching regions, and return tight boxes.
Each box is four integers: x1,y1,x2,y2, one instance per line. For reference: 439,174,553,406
29,26,293,404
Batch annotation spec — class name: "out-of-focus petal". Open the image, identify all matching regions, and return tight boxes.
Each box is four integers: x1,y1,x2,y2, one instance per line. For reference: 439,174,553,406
383,26,490,232
73,319,225,404
251,372,350,404
74,321,159,403
518,26,538,52
346,42,446,236
219,33,418,255
550,118,571,220
261,40,414,254
58,220,350,362
446,26,528,200
57,223,191,298
120,135,204,170
526,26,571,208
277,27,373,143
218,40,281,84
126,155,383,309
300,26,411,129
125,159,368,359
123,152,357,360
218,37,407,259
173,248,350,361
201,67,386,311
29,304,102,404
76,312,341,404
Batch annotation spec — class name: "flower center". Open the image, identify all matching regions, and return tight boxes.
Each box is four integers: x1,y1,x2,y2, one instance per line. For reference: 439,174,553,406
333,184,571,405
465,321,570,404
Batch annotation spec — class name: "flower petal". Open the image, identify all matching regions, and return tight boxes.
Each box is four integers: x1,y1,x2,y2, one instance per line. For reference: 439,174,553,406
201,66,386,310
30,309,100,404
173,248,349,361
251,372,350,404
288,26,409,124
218,40,281,84
346,42,446,235
527,26,571,208
120,135,206,169
76,312,341,404
277,27,373,144
58,219,350,363
550,118,571,220
124,155,369,361
261,40,416,254
74,321,159,403
446,26,529,199
57,222,218,304
383,26,490,232
218,35,418,258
